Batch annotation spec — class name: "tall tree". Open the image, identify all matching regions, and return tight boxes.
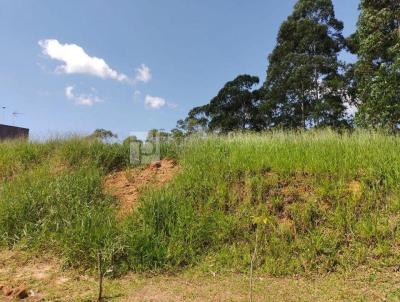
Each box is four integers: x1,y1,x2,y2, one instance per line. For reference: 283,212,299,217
264,0,349,129
176,104,210,135
178,75,264,133
207,75,262,132
353,0,400,130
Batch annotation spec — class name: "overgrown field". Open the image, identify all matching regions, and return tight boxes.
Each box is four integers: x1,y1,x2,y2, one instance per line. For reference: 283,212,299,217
1,131,400,276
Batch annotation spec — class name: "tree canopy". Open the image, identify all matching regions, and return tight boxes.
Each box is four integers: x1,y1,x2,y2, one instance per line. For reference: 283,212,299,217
89,129,118,141
178,75,263,133
264,0,349,129
353,0,400,130
177,0,400,134
207,75,262,132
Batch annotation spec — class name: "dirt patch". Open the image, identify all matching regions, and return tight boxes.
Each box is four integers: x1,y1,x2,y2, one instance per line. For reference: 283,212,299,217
0,251,63,301
104,159,179,216
0,284,30,300
2,250,400,301
0,250,97,301
121,270,400,302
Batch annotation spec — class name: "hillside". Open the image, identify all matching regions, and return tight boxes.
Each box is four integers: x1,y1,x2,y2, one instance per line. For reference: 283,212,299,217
1,131,400,300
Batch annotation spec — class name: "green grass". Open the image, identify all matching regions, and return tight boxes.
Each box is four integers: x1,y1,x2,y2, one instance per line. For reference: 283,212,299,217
1,131,400,276
0,137,130,270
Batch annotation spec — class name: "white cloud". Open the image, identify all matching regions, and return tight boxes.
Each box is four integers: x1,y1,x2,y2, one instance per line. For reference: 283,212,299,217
39,39,129,82
65,85,103,106
145,95,166,109
134,64,152,83
65,85,74,99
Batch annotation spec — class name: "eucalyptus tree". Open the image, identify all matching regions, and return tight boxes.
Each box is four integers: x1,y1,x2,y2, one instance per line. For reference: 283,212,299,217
264,0,349,129
178,75,264,133
353,0,400,130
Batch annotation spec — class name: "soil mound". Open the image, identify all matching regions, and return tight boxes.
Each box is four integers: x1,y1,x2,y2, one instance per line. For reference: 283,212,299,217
104,159,179,216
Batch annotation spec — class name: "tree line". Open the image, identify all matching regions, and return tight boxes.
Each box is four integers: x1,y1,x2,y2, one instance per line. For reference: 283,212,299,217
176,0,400,134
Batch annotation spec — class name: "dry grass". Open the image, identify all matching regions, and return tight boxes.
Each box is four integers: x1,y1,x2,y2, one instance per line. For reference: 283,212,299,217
1,250,400,302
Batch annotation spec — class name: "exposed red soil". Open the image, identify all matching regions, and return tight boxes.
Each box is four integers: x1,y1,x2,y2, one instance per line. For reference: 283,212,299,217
104,159,179,217
0,284,31,300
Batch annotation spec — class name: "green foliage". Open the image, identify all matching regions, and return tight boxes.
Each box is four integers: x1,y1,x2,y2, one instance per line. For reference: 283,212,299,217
0,136,178,272
146,129,171,142
0,166,119,268
0,139,58,182
353,0,400,130
264,0,349,129
58,138,130,172
178,75,263,133
0,138,129,270
89,128,118,141
2,132,400,276
179,0,354,132
124,131,400,275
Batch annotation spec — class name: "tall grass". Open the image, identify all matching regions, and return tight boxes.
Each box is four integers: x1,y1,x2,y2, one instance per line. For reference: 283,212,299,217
1,131,400,275
125,130,400,274
0,137,129,270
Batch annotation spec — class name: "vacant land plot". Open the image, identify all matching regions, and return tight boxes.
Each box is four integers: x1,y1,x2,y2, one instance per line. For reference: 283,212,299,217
1,131,400,300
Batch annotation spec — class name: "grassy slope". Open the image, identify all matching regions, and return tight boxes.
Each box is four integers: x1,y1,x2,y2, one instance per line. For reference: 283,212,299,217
0,137,130,269
1,131,400,279
126,131,400,275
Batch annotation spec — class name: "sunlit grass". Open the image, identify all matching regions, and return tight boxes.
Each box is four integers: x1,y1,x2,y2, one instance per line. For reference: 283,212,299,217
1,130,400,276
127,130,400,274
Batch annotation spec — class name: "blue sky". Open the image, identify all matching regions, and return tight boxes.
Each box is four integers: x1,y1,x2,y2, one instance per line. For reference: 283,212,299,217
0,0,359,139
